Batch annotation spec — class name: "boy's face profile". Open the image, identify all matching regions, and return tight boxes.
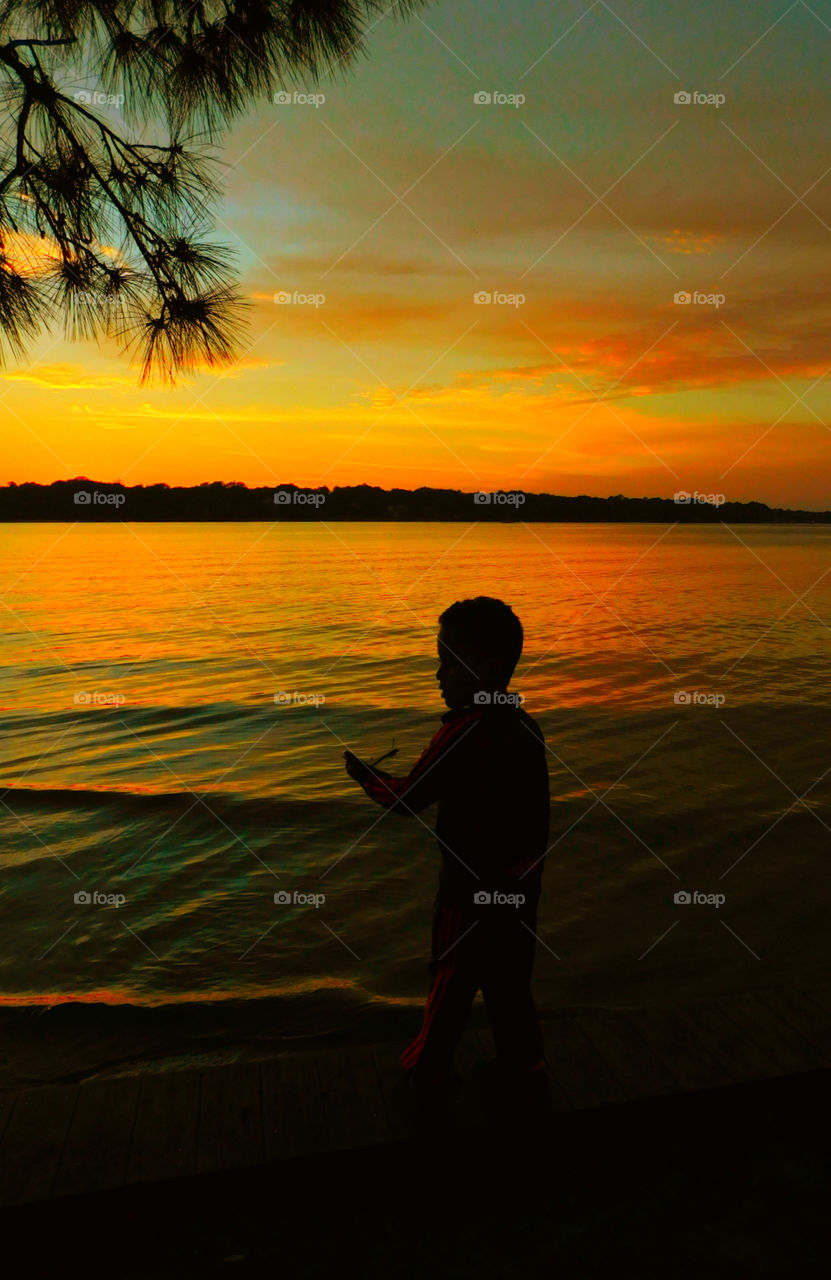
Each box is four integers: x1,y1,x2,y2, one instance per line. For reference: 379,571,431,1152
436,625,504,708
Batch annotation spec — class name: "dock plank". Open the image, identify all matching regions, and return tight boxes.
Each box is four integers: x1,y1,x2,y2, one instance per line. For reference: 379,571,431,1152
5,985,831,1209
53,1076,141,1198
716,992,830,1074
678,1001,783,1084
0,1084,78,1205
755,989,831,1065
628,1006,733,1092
575,1009,679,1101
262,1053,327,1160
801,984,831,1020
543,1015,629,1108
127,1069,200,1185
196,1063,262,1174
317,1046,392,1153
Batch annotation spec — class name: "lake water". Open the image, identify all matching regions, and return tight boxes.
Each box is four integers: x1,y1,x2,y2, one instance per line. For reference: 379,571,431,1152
1,521,830,1087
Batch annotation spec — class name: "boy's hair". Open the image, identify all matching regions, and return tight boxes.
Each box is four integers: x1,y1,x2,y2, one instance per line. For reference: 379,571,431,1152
438,596,523,685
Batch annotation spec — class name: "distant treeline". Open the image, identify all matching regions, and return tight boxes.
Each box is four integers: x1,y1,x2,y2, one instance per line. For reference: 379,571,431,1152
1,480,829,522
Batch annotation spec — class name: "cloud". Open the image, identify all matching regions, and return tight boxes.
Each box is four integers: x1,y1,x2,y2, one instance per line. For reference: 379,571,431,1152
1,364,136,390
203,356,281,378
1,355,281,391
646,229,726,255
258,249,465,279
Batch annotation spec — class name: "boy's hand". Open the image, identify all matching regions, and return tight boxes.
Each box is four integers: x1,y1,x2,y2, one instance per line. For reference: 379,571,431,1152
343,750,371,784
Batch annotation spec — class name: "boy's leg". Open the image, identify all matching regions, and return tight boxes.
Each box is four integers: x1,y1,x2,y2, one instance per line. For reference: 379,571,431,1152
400,898,480,1079
479,889,545,1071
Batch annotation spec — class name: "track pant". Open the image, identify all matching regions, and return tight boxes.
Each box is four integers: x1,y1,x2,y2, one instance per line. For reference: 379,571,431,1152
400,886,545,1076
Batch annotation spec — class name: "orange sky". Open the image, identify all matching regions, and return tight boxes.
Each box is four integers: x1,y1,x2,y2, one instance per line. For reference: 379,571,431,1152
2,0,830,509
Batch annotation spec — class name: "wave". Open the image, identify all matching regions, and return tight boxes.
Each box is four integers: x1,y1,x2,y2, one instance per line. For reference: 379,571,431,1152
0,785,357,824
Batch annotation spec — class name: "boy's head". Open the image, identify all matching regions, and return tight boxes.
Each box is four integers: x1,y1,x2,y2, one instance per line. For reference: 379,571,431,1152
436,596,523,708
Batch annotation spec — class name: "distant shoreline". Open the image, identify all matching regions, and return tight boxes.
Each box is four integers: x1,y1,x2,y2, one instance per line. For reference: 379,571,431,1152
2,481,829,523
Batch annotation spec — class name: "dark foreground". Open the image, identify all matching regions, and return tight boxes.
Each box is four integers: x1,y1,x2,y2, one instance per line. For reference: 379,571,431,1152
2,1065,828,1278
2,985,831,1275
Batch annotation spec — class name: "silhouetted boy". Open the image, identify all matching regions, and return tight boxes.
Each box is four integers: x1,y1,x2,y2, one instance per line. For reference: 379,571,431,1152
344,595,550,1098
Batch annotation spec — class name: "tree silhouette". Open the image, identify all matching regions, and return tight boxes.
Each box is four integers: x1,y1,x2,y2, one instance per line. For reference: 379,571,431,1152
0,1,426,383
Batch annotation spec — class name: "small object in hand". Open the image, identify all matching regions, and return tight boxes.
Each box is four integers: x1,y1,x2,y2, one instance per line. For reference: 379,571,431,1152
370,740,399,768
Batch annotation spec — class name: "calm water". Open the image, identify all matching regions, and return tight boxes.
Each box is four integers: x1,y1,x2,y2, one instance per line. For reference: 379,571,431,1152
1,522,830,1086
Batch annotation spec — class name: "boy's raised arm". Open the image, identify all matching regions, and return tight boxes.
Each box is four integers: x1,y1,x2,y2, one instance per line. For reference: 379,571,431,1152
344,711,479,817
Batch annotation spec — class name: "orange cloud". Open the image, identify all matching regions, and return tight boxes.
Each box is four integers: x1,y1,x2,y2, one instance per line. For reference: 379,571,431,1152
2,355,280,390
1,230,126,276
1,230,55,275
0,364,136,390
647,229,725,255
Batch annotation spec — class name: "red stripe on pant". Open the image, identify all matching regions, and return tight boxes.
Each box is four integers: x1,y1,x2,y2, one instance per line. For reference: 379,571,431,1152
400,906,460,1072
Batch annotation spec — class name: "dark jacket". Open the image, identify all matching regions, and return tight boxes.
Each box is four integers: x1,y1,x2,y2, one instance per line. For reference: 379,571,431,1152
358,702,550,907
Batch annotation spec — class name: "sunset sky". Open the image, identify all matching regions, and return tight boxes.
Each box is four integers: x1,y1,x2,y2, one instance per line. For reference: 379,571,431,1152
2,0,831,508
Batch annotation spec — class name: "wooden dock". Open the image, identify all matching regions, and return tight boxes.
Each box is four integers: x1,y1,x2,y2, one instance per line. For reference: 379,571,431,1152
3,982,831,1208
